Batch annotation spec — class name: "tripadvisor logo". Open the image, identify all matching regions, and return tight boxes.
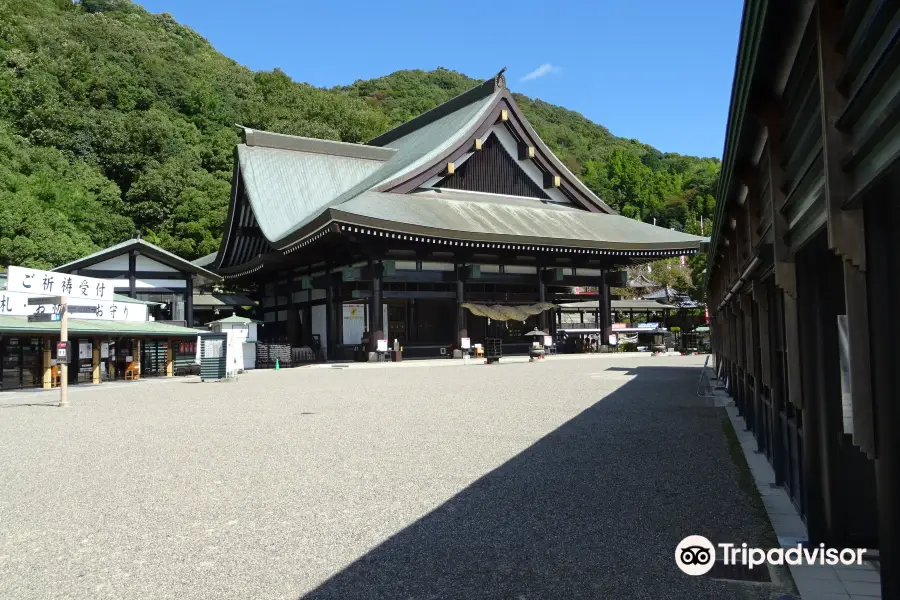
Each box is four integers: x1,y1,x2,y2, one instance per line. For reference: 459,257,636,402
675,535,867,576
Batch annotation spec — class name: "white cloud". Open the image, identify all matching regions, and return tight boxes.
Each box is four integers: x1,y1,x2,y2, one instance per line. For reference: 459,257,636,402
520,64,560,82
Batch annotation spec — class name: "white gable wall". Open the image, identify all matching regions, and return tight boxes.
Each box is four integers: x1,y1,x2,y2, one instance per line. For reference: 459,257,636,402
89,255,130,271
135,255,180,272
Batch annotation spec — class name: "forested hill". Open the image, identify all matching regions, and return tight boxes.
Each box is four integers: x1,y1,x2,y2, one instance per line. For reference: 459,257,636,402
0,0,719,272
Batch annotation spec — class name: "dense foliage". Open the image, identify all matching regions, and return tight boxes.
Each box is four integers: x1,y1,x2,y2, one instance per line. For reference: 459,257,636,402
0,0,717,297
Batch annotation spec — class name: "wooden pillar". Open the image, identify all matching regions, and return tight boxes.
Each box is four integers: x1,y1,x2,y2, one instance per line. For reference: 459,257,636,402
166,339,174,377
796,236,848,547
325,270,336,359
456,273,467,346
42,341,52,389
92,340,100,384
598,277,610,347
185,276,194,327
128,249,137,299
865,196,900,599
368,261,383,353
537,270,547,332
135,339,141,377
407,299,416,343
754,96,804,411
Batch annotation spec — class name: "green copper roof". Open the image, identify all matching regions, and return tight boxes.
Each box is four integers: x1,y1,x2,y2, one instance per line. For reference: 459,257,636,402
206,315,262,325
237,92,499,249
332,191,704,251
192,252,218,268
238,144,389,242
368,92,497,190
0,316,202,337
215,70,704,270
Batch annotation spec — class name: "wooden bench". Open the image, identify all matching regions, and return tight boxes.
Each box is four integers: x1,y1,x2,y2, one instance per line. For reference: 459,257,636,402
124,362,140,380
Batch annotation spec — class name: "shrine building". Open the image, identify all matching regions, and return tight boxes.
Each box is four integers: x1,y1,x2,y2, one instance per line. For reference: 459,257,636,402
209,70,706,359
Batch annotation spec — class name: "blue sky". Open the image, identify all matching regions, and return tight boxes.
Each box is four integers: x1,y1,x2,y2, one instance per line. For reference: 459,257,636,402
135,0,743,158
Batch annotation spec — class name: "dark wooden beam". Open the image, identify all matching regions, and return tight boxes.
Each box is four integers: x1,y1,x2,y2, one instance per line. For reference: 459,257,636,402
351,290,456,300
128,249,137,299
816,0,866,270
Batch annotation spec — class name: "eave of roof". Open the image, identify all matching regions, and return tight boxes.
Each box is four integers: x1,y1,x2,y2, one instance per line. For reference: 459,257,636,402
330,191,704,251
192,252,218,268
561,299,673,310
206,315,262,325
0,315,202,337
705,0,768,290
53,238,221,281
192,293,256,308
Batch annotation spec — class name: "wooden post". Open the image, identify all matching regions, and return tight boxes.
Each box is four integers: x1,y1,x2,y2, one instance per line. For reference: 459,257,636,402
42,341,51,390
166,339,174,377
91,341,100,384
325,270,336,359
185,276,194,327
368,261,383,355
537,269,547,332
135,339,141,378
59,296,68,407
456,270,467,348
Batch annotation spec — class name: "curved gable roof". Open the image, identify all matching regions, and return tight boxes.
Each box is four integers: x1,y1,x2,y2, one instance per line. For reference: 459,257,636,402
213,71,699,272
237,144,387,242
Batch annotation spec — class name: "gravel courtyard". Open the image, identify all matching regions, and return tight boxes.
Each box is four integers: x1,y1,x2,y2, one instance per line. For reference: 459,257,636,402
0,355,779,599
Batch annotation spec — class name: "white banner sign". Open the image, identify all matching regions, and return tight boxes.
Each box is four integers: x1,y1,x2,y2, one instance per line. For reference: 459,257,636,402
342,303,366,345
7,265,115,302
0,290,147,322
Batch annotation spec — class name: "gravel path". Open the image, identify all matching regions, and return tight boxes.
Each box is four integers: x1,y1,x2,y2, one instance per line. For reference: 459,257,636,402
0,355,776,599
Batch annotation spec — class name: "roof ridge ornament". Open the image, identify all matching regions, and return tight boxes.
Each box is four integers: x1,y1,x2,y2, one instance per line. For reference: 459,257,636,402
234,124,253,144
494,67,507,90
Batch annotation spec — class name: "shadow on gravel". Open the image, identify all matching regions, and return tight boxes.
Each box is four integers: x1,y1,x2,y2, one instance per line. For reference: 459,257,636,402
300,365,776,600
0,401,59,409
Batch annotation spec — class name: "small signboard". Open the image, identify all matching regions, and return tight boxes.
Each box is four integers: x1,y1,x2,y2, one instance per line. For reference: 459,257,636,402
0,290,147,322
27,296,61,305
543,336,553,347
67,305,100,314
461,337,471,349
7,266,114,302
376,339,388,352
204,339,224,359
28,314,61,322
56,341,71,363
